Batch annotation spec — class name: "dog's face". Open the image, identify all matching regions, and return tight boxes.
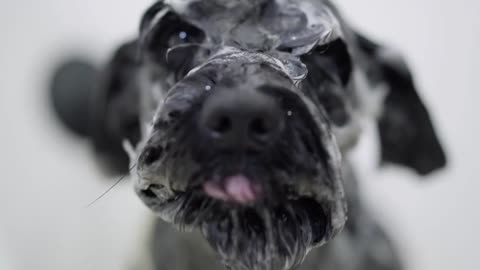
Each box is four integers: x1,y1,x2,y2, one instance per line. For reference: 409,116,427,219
134,1,347,269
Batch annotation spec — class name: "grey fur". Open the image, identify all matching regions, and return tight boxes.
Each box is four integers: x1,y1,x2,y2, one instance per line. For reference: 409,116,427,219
50,0,447,269
129,1,444,269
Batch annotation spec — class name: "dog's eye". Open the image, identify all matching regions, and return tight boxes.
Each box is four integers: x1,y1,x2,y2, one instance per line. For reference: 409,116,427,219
143,12,205,64
168,29,201,47
149,12,205,47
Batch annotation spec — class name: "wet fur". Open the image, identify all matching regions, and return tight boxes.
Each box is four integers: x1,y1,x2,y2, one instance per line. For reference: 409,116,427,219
50,1,446,270
135,57,345,269
139,161,403,270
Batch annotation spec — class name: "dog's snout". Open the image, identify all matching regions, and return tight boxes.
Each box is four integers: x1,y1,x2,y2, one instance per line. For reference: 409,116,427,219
200,89,284,149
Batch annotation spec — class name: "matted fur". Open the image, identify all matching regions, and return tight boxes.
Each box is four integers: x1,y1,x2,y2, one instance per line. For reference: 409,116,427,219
50,1,447,269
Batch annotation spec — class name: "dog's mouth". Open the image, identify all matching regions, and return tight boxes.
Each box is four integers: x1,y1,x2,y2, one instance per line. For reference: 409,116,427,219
202,174,263,205
137,162,332,269
137,167,328,223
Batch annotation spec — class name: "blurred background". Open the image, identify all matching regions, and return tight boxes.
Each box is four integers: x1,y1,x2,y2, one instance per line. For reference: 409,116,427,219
0,0,478,269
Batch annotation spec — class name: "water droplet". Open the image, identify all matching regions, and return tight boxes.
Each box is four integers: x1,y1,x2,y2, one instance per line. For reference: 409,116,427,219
205,85,212,91
287,110,293,117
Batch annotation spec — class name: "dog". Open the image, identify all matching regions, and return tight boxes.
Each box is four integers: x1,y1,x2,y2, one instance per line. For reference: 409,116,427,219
50,1,447,269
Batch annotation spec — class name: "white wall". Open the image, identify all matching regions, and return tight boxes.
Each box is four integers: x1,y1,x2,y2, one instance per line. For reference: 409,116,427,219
0,0,478,269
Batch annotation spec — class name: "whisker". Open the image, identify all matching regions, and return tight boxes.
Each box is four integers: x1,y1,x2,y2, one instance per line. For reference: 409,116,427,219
85,164,137,208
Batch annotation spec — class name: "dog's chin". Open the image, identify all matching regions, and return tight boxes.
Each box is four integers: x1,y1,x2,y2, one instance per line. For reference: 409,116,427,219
137,182,328,270
201,197,327,270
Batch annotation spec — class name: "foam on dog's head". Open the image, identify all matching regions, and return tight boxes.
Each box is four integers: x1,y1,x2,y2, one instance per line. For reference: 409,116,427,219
159,0,343,54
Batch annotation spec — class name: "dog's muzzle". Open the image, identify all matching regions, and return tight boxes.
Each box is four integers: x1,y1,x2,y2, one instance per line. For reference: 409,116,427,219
133,50,347,270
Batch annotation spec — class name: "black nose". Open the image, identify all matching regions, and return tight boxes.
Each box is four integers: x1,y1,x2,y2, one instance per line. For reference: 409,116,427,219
200,89,284,150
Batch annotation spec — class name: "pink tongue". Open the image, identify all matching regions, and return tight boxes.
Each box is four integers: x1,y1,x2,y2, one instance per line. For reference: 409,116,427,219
203,175,260,204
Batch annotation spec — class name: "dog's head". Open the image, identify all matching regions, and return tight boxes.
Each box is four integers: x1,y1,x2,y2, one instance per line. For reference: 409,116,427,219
134,1,348,269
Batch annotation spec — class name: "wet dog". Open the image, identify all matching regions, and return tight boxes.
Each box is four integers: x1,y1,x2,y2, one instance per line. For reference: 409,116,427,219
51,1,447,270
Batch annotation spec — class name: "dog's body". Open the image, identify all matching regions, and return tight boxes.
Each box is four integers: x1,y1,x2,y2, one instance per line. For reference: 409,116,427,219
51,1,446,270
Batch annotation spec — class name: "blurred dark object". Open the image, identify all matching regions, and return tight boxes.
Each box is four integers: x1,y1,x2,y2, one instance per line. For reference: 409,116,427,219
50,44,141,174
50,59,97,137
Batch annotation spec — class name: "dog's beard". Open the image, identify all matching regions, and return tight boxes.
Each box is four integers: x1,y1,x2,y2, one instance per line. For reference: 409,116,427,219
137,142,334,270
141,185,328,270
139,151,333,270
201,199,327,270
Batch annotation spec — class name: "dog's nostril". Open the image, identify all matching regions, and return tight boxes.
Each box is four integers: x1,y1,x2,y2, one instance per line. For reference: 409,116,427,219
142,146,164,165
210,115,232,134
200,89,284,148
250,117,270,136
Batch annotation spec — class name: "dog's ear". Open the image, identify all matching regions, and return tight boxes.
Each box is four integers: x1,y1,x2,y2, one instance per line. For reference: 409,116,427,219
300,38,352,126
50,41,141,175
377,57,447,175
356,34,447,175
88,41,142,174
313,39,352,86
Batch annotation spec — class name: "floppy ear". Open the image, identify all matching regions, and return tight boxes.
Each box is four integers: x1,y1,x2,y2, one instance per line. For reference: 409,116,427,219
88,41,142,174
300,38,353,127
313,39,352,86
377,57,447,175
356,34,447,175
49,41,141,175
